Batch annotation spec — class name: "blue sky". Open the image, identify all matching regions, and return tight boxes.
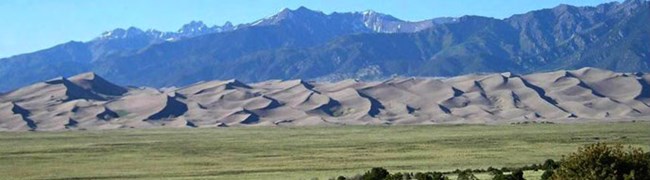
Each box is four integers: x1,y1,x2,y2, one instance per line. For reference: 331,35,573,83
0,0,615,58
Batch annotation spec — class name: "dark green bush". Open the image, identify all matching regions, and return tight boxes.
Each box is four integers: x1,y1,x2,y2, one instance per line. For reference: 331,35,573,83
414,172,430,180
491,168,525,180
362,167,390,180
542,159,559,170
552,143,650,180
456,170,478,180
540,169,553,180
510,169,524,180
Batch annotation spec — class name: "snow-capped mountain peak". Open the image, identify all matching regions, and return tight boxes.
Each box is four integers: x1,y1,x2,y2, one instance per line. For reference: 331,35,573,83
251,6,326,26
178,21,209,34
98,27,147,40
94,7,454,43
95,20,239,43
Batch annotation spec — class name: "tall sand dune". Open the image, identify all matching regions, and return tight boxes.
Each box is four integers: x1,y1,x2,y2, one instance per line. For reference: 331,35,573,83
2,67,650,131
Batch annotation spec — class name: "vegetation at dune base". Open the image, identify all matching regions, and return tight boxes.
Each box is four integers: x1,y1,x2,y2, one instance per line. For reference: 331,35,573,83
552,143,650,179
335,164,532,180
337,143,650,180
0,122,649,179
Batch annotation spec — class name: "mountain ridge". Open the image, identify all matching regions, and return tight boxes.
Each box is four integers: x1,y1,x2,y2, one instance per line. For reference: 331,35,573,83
0,0,648,92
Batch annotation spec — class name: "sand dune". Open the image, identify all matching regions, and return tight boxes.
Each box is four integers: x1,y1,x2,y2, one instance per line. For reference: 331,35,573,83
2,67,650,131
69,72,128,97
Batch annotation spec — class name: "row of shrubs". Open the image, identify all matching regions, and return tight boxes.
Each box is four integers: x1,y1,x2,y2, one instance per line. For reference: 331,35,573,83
334,165,542,180
333,143,650,180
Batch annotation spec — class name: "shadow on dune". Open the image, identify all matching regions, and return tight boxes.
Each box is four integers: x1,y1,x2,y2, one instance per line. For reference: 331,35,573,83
11,103,36,130
146,96,188,120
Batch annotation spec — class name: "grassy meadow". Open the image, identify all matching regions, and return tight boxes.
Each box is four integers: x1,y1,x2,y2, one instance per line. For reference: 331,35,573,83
1,122,649,179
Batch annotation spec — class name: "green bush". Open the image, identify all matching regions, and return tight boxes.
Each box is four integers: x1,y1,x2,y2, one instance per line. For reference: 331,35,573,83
510,169,524,180
456,170,478,180
542,159,559,170
414,172,430,180
491,168,525,180
552,143,650,180
413,172,447,180
362,167,390,180
540,169,554,180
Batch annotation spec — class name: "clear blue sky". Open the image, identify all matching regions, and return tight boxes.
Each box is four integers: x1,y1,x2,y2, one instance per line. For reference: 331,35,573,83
0,0,615,58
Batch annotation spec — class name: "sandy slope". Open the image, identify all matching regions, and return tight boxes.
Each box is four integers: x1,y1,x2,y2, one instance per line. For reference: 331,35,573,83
2,67,649,131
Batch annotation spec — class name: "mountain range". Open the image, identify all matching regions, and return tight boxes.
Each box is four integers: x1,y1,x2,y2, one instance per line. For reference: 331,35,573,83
0,0,648,92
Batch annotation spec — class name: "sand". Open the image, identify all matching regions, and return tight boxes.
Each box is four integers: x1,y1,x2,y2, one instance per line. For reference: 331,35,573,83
2,67,650,131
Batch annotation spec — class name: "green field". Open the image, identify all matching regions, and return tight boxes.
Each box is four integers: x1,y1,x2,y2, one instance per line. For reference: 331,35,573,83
1,122,649,180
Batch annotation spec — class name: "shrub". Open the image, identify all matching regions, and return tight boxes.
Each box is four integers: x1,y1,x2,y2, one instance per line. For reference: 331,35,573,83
491,168,525,180
490,169,507,180
362,167,390,180
542,159,559,170
430,172,447,180
414,172,430,180
456,170,478,180
386,172,404,180
552,143,650,180
411,172,447,180
510,169,524,180
540,169,553,180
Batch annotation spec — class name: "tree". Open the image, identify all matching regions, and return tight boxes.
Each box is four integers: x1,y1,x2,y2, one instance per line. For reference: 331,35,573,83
386,172,404,180
414,172,432,180
542,159,559,170
362,167,390,180
490,169,507,180
552,143,650,180
510,169,524,180
491,168,525,180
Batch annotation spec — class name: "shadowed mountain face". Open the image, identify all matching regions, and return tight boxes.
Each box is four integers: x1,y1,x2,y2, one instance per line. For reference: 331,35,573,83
0,1,648,92
1,67,650,131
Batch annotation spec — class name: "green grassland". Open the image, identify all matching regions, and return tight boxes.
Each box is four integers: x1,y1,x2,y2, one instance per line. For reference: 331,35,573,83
1,122,649,179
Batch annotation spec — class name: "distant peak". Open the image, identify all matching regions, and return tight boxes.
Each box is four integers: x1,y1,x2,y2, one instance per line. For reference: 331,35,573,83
363,10,376,15
185,20,206,26
279,7,290,13
99,28,124,39
178,21,209,33
125,27,145,36
223,21,233,27
98,27,145,40
276,6,321,16
252,6,323,26
359,9,400,21
126,26,143,32
295,6,311,12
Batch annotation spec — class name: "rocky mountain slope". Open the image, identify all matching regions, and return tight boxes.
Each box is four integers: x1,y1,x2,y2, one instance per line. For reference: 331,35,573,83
0,0,647,92
0,7,448,92
1,67,649,131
